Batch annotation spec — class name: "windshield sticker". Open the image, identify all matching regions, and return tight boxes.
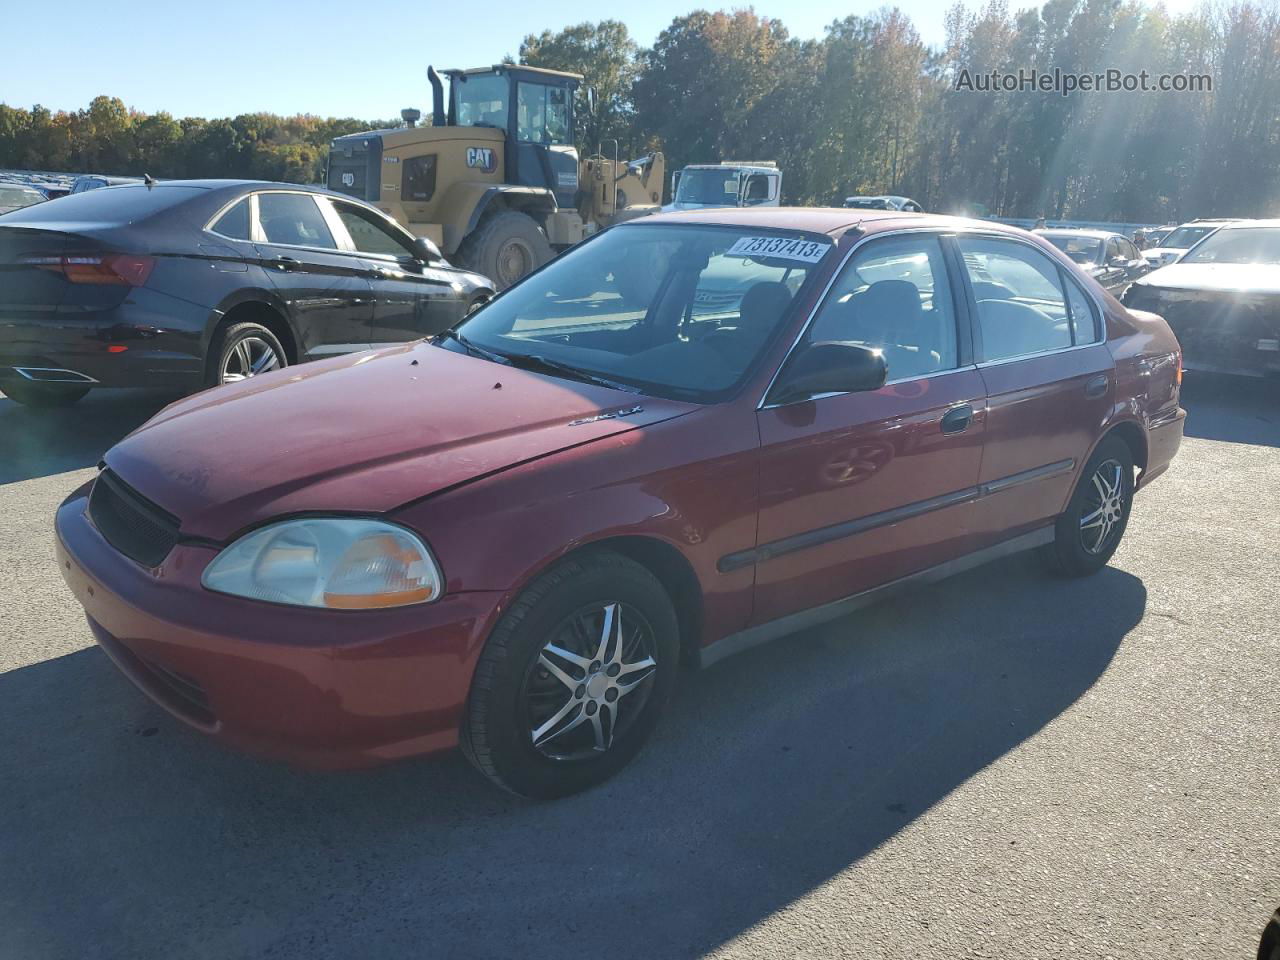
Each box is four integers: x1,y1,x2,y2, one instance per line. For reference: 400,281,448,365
725,236,832,263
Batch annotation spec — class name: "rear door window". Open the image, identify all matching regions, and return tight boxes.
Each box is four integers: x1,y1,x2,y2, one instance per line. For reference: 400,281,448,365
257,193,336,249
957,236,1073,362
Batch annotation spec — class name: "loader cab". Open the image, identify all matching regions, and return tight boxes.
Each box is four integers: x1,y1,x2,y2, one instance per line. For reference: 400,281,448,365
447,65,581,208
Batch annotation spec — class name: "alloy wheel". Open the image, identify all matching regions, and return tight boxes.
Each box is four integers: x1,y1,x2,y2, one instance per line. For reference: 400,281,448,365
221,337,281,384
1079,458,1126,555
523,602,658,761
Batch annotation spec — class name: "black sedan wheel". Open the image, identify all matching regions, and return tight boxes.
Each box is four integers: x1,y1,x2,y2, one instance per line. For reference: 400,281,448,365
208,322,286,388
461,551,679,799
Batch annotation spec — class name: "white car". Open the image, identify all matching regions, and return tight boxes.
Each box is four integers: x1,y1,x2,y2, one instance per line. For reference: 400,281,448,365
1143,219,1236,268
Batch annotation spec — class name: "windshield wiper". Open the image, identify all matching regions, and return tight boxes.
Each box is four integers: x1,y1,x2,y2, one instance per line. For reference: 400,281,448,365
498,352,643,393
434,328,512,365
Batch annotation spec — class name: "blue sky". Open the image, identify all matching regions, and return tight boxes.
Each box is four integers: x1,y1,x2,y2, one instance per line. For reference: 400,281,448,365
2,0,1197,119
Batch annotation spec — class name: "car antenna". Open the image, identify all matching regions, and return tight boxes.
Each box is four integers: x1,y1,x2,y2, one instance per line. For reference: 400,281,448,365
143,173,157,189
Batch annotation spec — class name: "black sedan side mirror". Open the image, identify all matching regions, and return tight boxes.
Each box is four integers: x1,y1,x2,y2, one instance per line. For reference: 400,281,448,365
412,236,444,263
769,342,887,405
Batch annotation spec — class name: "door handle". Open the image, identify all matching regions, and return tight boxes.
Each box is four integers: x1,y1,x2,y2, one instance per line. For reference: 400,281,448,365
940,403,974,435
1085,374,1109,398
272,256,300,271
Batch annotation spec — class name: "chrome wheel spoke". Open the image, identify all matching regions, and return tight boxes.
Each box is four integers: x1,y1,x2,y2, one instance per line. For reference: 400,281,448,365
251,347,279,374
542,642,591,673
616,654,656,683
1092,472,1111,500
589,707,612,751
595,602,621,664
532,698,585,747
537,651,580,692
1080,510,1106,531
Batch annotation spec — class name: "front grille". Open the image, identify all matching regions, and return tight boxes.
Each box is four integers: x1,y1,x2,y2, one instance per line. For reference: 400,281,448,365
88,469,180,567
1154,290,1280,365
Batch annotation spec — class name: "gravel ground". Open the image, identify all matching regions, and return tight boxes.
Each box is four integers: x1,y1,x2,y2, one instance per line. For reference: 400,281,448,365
0,376,1276,960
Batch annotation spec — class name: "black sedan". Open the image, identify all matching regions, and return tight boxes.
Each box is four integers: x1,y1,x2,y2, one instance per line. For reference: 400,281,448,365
0,180,493,406
1036,229,1151,295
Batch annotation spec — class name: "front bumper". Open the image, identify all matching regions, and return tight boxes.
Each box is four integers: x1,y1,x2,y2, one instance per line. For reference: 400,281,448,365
55,483,502,768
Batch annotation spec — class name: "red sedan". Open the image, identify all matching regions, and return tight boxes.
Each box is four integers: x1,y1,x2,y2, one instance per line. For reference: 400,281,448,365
55,209,1185,798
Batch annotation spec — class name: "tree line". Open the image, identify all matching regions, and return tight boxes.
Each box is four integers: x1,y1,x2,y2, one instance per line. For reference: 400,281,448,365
4,1,1278,221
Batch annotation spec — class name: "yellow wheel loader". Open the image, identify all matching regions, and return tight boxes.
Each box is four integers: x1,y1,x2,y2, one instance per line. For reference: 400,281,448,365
327,64,664,289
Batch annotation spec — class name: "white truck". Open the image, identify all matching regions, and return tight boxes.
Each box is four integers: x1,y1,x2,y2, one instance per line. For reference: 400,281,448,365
664,162,782,212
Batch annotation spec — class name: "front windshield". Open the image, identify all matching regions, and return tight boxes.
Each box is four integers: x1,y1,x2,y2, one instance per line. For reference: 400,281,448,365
675,170,740,206
451,224,833,402
1044,235,1102,265
1181,227,1280,264
0,187,41,207
456,73,508,128
1161,226,1214,248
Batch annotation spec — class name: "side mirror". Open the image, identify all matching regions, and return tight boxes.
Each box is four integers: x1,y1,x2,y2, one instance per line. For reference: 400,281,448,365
412,236,444,263
769,342,887,405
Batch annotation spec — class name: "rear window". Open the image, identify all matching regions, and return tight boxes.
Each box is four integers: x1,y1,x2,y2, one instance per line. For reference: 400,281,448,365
2,184,206,222
210,198,251,240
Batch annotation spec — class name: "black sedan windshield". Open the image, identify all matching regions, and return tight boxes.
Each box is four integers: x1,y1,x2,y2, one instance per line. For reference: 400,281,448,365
1182,228,1280,264
1044,235,1102,265
1161,226,1214,248
451,224,832,402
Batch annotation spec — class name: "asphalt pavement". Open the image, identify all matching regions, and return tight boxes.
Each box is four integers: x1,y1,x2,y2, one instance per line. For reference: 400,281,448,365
0,376,1276,959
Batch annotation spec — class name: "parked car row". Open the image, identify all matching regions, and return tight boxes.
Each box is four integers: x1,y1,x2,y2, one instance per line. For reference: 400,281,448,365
0,179,493,406
1035,228,1152,295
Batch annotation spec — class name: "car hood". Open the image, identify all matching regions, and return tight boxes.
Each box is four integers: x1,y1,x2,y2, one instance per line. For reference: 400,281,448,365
1135,262,1280,294
104,342,699,540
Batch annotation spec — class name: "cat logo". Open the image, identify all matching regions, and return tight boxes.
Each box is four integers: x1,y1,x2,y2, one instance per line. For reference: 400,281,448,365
466,147,497,173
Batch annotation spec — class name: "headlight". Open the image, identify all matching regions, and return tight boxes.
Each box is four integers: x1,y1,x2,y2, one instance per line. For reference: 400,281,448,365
201,517,442,609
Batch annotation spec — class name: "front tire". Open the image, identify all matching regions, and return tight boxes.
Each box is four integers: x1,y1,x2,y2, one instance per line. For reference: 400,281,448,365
461,551,679,799
0,379,89,407
1042,435,1135,577
455,210,552,290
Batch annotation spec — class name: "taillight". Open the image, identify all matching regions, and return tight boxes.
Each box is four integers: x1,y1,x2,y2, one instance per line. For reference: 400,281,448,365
23,253,156,286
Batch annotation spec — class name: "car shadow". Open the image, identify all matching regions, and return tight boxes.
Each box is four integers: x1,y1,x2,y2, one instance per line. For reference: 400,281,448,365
0,388,177,485
0,558,1145,960
1180,374,1280,447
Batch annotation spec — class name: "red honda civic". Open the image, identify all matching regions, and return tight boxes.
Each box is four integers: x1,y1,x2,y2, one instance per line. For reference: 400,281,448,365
55,209,1185,797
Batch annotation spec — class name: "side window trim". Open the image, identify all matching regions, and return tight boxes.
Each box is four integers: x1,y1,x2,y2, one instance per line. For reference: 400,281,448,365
315,196,359,254
938,233,976,368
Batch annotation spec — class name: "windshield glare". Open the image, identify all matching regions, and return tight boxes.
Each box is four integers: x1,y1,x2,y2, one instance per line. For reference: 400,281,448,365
1045,235,1102,265
675,170,740,206
1182,228,1280,265
1162,226,1213,248
452,224,832,401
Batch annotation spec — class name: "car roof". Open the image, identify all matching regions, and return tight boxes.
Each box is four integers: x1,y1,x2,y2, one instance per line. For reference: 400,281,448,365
634,207,1001,238
1213,218,1280,230
1038,228,1116,239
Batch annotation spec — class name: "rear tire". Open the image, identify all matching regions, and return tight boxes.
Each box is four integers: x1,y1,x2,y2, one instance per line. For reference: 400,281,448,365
205,321,287,389
0,379,89,407
456,210,552,290
461,551,679,799
1042,435,1134,577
